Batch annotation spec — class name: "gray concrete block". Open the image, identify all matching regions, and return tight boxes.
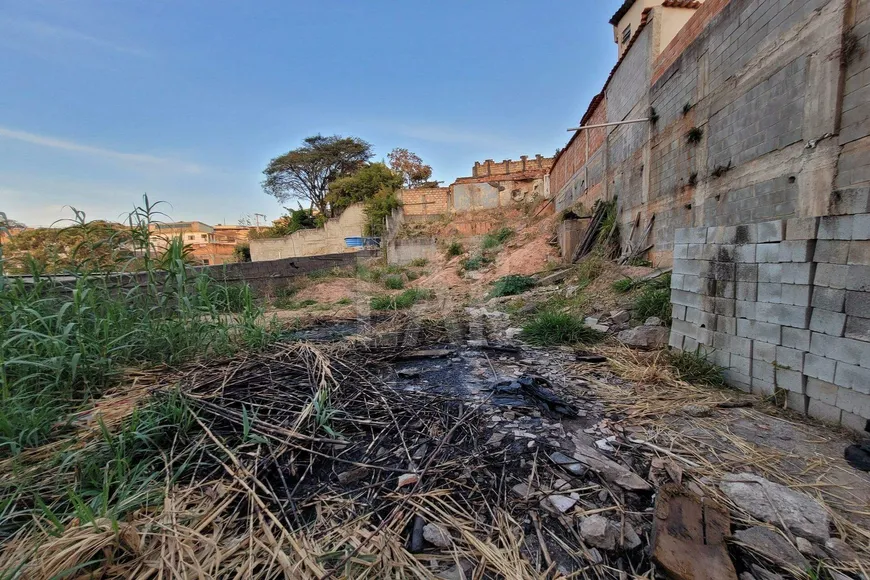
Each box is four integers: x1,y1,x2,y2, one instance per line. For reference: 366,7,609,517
814,263,848,289
733,244,756,263
807,399,842,424
804,353,837,383
840,410,869,431
716,315,737,335
845,315,870,342
672,304,687,321
669,330,685,350
845,290,870,316
779,240,815,262
753,340,777,364
829,187,870,216
736,263,759,282
752,377,776,397
672,319,698,340
756,243,781,263
736,281,757,301
806,378,839,406
712,332,753,358
812,287,846,312
730,352,751,375
671,289,703,309
809,309,846,336
852,214,870,241
673,244,689,259
687,243,704,259
713,297,735,317
818,215,854,240
737,319,781,344
757,220,785,243
836,386,870,418
846,264,870,291
709,349,731,369
758,283,782,303
848,240,870,265
681,275,705,293
810,333,870,367
684,337,699,351
785,216,819,240
736,300,756,320
675,226,708,244
815,240,849,264
781,262,815,285
752,356,775,382
707,226,733,244
758,263,783,283
833,362,870,395
782,327,811,351
671,273,684,290
780,284,812,306
775,346,805,372
760,303,812,328
724,370,752,392
714,279,736,299
776,368,805,393
786,392,808,415
733,223,758,244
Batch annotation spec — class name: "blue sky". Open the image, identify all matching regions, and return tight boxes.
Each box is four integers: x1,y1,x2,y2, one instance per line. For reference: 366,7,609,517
1,1,617,227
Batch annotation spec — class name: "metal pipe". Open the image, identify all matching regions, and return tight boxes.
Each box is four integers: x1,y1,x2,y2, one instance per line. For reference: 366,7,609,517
566,118,650,132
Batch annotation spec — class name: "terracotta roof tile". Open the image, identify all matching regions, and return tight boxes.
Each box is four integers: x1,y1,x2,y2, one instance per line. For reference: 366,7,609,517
662,0,702,8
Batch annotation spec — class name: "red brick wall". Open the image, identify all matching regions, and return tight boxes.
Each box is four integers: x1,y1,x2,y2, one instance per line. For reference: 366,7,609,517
400,187,450,216
652,0,730,83
471,155,555,177
550,97,608,196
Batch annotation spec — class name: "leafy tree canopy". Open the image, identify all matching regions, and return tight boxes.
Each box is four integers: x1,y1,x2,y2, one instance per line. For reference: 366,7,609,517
388,148,434,189
249,208,325,240
262,135,373,216
327,162,403,214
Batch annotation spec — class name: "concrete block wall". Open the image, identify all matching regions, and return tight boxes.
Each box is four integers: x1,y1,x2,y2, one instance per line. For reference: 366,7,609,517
670,217,870,432
400,188,450,217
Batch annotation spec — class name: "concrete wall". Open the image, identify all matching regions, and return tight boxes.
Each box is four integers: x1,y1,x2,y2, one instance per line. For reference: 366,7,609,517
250,203,367,261
551,0,854,267
669,216,870,433
400,188,450,217
387,237,440,266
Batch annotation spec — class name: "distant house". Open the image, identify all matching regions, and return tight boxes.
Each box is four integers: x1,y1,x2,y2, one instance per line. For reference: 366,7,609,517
149,221,252,265
609,0,704,58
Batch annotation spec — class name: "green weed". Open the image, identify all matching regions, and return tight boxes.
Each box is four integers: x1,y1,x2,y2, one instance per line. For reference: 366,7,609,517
521,312,603,346
668,349,725,387
481,227,514,250
490,275,536,298
384,275,405,290
461,254,493,271
370,289,434,310
634,284,672,321
408,258,428,267
445,242,464,257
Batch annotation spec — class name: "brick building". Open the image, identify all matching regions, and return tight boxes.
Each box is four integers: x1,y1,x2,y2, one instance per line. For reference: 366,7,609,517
150,221,251,265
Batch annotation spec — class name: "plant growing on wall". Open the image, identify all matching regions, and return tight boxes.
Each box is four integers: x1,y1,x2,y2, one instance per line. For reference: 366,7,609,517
686,127,703,145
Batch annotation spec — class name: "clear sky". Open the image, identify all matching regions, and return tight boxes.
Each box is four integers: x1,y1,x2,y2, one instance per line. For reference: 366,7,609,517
1,1,617,227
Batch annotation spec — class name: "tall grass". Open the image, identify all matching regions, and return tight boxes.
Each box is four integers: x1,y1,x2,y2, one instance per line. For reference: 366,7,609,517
521,312,603,346
0,197,278,454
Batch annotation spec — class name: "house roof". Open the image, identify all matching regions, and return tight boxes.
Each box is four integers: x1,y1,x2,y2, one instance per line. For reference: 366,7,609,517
609,0,638,26
662,0,702,9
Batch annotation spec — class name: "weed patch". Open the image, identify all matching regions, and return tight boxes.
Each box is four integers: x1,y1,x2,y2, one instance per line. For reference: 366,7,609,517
461,254,493,271
384,275,405,290
370,288,434,310
446,241,464,257
521,312,603,346
408,258,428,267
490,275,536,298
481,227,514,250
668,349,725,386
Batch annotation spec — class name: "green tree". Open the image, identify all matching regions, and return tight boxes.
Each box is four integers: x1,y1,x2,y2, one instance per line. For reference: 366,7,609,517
388,148,434,189
262,135,373,216
326,162,403,214
363,188,402,236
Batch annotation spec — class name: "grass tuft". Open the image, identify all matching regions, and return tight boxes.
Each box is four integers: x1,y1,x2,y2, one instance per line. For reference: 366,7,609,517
383,275,405,290
521,311,603,346
408,258,428,267
668,349,725,387
445,241,464,258
490,275,536,298
612,278,635,293
481,227,514,250
461,254,492,271
370,288,434,310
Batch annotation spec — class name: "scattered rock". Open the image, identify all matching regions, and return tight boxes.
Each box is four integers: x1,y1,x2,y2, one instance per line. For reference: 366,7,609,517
485,432,505,446
824,538,860,563
505,327,523,339
553,478,570,491
734,526,808,571
564,446,652,491
580,515,617,550
718,473,830,543
537,269,571,286
337,467,368,485
464,270,484,280
590,324,610,333
503,411,517,421
549,451,589,477
511,483,531,497
617,325,670,348
423,523,452,548
750,565,784,580
397,473,419,488
565,285,581,298
437,559,474,580
644,316,663,326
546,495,577,513
609,310,631,324
397,367,421,378
795,537,824,558
595,436,618,452
466,339,489,347
584,317,599,326
682,404,712,417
